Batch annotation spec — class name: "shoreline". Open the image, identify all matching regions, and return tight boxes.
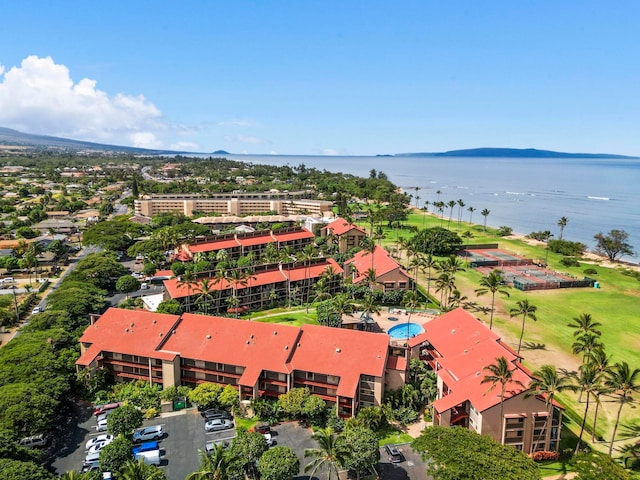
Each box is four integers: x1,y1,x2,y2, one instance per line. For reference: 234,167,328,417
411,206,640,271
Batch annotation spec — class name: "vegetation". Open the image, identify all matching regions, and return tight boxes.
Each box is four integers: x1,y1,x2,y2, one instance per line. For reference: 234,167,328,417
413,425,540,479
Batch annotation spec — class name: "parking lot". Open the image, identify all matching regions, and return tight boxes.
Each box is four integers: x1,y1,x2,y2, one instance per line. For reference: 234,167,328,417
50,404,430,480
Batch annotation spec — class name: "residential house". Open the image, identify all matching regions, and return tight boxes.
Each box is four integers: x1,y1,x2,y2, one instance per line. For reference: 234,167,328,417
344,245,413,292
321,217,367,253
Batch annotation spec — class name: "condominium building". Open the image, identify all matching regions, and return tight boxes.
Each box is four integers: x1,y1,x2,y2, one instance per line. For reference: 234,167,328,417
407,308,563,453
77,308,401,417
321,217,367,253
134,192,333,217
345,245,413,292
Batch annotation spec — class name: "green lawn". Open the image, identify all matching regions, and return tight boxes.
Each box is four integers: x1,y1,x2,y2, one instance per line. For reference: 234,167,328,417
363,211,640,446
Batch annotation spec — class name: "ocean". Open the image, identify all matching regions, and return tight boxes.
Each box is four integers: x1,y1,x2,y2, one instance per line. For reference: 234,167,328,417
216,154,640,263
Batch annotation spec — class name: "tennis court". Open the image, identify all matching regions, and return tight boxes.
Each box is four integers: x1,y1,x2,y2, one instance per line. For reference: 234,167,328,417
459,247,533,267
476,264,594,291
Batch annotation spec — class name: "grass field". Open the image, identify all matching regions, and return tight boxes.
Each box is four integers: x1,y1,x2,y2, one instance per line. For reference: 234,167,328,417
368,210,640,450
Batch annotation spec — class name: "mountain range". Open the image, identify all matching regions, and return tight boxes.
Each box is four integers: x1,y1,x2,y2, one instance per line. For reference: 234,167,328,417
0,126,636,159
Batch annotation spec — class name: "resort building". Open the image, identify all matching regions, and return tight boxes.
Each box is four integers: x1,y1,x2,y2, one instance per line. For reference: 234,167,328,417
76,308,401,417
173,226,315,263
407,308,563,453
321,217,367,253
134,192,334,218
344,245,413,292
162,258,344,315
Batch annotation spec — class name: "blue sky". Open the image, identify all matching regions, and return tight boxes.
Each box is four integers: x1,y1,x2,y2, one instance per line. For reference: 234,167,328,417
0,1,638,155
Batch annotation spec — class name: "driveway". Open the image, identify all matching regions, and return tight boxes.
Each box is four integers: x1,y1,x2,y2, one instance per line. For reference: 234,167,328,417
376,443,432,480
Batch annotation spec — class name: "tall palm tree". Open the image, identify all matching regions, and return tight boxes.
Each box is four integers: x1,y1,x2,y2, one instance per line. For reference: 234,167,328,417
528,365,576,453
304,426,344,480
467,206,476,224
457,199,465,224
573,364,601,454
408,253,426,291
605,362,640,455
225,268,250,317
589,347,612,443
422,254,437,305
482,356,524,444
186,446,229,480
557,216,568,240
567,313,602,338
446,200,456,228
509,299,537,355
177,271,198,313
359,236,377,272
434,271,455,309
475,269,511,330
359,291,381,322
402,289,419,336
195,279,215,315
481,208,491,232
572,332,603,365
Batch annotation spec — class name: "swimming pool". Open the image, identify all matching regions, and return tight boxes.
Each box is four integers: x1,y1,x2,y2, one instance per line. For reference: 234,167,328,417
387,322,424,339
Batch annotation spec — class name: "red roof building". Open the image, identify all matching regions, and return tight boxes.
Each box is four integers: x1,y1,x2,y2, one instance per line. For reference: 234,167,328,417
321,217,367,253
344,245,412,292
77,308,391,417
408,308,563,453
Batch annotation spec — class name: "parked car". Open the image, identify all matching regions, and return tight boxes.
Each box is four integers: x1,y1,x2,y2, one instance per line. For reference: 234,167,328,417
19,434,47,449
132,425,164,443
80,460,100,473
86,434,114,450
205,439,230,454
88,438,113,454
253,422,270,434
263,432,274,447
84,451,101,464
204,418,233,432
93,402,120,416
384,444,405,463
132,441,159,455
31,306,43,314
96,418,108,432
134,449,161,466
201,408,232,421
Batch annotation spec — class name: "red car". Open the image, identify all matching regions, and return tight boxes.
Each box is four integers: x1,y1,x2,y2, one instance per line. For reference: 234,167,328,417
93,402,120,416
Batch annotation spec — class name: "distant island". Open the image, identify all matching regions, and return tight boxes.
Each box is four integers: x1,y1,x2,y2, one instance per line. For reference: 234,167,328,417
212,150,230,155
395,147,638,159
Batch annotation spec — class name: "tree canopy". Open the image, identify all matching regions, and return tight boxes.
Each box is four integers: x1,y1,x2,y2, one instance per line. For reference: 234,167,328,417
412,426,540,480
593,229,635,262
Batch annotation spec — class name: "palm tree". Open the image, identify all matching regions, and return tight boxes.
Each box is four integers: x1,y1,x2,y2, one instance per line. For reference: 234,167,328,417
467,206,476,224
225,268,250,317
509,299,537,355
304,426,344,480
557,216,568,240
481,208,490,232
572,332,603,366
434,271,455,309
121,458,167,479
482,356,524,444
422,254,437,305
330,293,356,318
408,253,426,291
475,269,511,330
359,291,381,322
195,279,215,315
567,313,602,337
527,365,576,453
457,199,465,224
605,362,640,455
446,200,456,228
589,347,612,443
359,236,377,272
573,364,601,454
402,289,419,335
186,445,229,480
177,271,198,313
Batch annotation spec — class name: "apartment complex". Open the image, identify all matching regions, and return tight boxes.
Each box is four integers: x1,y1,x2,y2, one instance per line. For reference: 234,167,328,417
134,192,333,217
345,245,413,292
321,217,367,253
163,258,344,315
77,308,400,417
173,226,315,262
407,308,563,453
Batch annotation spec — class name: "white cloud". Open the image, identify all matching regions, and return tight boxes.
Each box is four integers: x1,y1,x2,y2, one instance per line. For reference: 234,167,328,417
322,148,339,155
0,55,177,148
217,120,253,127
170,141,199,151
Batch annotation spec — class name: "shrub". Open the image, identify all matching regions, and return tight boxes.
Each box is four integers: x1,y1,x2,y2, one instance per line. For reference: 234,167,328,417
327,414,345,433
549,239,586,256
532,450,559,462
584,268,598,275
560,256,581,267
497,226,513,236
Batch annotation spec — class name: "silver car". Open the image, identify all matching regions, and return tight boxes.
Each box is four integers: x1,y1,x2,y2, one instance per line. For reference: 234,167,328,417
204,418,233,432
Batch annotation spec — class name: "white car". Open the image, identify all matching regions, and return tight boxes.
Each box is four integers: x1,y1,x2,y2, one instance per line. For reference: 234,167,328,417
263,432,273,447
88,438,113,454
86,434,114,450
132,426,164,443
204,418,233,432
96,418,108,432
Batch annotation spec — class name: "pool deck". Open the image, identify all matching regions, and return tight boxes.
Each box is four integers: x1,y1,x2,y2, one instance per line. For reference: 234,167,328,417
342,309,438,337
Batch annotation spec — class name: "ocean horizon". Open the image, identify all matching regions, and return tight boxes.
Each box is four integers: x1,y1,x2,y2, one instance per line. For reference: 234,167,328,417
192,153,639,264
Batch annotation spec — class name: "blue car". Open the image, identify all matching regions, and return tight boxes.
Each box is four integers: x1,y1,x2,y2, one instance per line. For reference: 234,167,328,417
132,441,159,455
